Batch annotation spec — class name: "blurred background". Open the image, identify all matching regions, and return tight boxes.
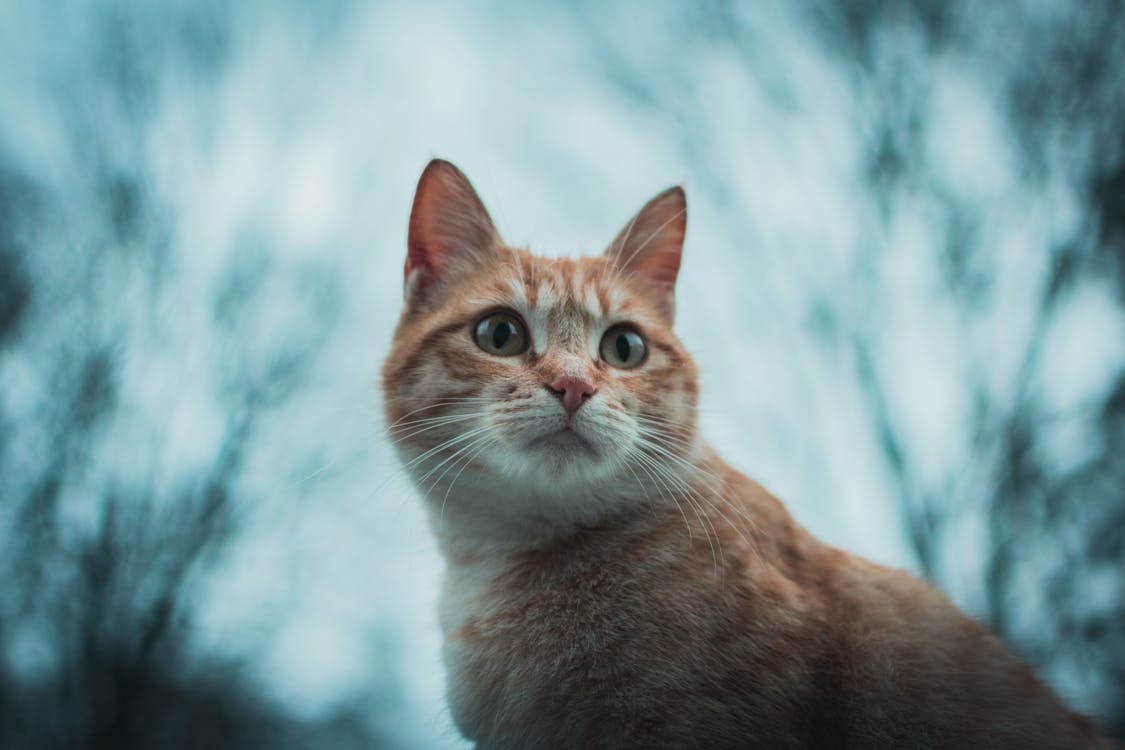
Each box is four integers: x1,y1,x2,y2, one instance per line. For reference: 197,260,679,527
1,1,1123,747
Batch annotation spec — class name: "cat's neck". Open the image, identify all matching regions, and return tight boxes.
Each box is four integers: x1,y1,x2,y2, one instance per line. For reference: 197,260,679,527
420,441,725,560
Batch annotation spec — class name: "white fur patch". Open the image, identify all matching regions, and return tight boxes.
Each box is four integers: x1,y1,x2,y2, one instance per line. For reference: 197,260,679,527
529,282,554,353
504,276,527,305
608,288,626,315
583,283,601,319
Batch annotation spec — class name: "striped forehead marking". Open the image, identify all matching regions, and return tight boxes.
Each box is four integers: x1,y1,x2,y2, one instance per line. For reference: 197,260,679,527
504,276,528,306
583,286,601,319
484,258,633,353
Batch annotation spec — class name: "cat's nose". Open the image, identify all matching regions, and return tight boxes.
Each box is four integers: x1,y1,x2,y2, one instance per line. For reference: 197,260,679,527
546,376,596,415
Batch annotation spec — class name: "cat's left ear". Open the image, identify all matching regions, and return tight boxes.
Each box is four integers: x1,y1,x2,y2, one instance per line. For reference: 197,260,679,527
604,186,686,320
405,159,501,308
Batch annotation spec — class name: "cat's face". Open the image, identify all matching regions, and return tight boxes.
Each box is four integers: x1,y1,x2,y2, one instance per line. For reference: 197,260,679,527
382,160,699,526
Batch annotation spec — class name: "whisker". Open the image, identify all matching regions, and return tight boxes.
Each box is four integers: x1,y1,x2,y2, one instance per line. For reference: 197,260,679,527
366,425,494,502
629,452,695,547
600,210,641,287
420,434,491,492
632,434,765,566
618,206,688,271
385,398,495,429
412,429,496,488
389,413,493,442
631,449,722,577
438,437,496,522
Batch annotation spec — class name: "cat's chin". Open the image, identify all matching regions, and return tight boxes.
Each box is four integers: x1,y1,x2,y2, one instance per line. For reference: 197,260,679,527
524,427,596,456
514,426,619,483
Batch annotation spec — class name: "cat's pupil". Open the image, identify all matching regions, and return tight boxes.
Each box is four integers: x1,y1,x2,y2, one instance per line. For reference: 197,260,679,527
615,334,630,362
492,323,512,349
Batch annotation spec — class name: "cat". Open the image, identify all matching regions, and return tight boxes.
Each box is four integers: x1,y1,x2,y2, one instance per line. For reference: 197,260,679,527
381,159,1115,749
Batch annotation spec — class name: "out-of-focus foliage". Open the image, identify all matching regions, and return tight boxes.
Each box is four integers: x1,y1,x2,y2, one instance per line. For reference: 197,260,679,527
0,1,1121,746
819,2,1125,734
0,3,389,747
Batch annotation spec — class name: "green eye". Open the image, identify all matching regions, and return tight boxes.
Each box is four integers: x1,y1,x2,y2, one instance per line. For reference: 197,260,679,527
599,325,646,369
473,312,528,356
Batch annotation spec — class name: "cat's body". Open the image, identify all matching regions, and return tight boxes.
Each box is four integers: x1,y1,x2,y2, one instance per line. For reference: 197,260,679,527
382,160,1112,749
436,461,1094,749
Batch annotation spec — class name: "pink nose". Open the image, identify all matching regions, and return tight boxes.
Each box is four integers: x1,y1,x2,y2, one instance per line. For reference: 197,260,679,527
546,375,597,415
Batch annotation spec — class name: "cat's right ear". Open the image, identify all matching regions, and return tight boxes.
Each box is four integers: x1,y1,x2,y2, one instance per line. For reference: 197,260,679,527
405,159,500,307
604,186,686,320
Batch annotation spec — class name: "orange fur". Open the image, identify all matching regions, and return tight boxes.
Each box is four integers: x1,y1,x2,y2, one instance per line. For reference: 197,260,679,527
381,160,1115,749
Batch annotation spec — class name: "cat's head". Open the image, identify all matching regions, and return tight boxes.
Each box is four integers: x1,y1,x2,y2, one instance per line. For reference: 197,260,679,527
382,160,700,534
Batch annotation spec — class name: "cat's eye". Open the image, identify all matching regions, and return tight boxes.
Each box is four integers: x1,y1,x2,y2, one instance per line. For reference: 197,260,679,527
473,312,528,356
599,325,647,369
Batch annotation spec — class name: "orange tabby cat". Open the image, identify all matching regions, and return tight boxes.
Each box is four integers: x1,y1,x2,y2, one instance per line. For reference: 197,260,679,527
382,159,1113,749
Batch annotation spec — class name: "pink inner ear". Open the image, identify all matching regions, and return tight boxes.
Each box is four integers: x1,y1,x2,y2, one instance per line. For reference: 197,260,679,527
403,234,443,305
606,186,686,317
404,243,434,279
405,226,450,281
404,159,499,300
631,248,682,289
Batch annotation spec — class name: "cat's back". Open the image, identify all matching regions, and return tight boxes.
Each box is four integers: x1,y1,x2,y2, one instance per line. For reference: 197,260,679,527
725,465,1112,749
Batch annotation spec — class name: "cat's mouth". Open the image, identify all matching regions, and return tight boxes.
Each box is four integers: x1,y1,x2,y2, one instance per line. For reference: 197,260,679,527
524,426,596,457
